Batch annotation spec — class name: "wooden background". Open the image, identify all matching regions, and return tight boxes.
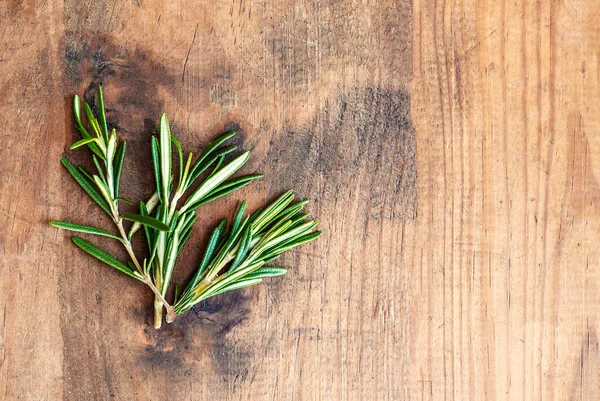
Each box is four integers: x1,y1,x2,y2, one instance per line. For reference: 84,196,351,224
1,0,598,399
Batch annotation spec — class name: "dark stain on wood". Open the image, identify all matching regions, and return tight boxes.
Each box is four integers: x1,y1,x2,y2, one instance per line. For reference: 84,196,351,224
134,291,254,383
264,86,417,221
191,292,253,382
62,33,178,133
139,325,188,371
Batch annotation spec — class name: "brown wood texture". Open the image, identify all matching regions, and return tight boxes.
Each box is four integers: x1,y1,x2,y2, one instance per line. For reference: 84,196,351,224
0,0,598,400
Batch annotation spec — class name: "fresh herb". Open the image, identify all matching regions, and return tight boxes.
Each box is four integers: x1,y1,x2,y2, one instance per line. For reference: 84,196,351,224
170,191,321,321
51,85,320,328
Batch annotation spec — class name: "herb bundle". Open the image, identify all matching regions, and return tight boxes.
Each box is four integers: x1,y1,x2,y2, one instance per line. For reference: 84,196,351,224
51,86,320,328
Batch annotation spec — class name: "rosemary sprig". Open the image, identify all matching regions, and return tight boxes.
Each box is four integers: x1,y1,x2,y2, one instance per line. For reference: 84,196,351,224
51,86,172,310
52,85,261,327
146,113,262,327
51,85,321,329
169,190,321,321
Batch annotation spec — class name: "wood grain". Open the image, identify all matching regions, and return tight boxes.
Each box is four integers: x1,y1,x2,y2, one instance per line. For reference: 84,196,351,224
0,0,598,400
410,0,600,399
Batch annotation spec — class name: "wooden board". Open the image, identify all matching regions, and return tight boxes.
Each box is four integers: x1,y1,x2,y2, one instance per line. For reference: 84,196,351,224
0,0,598,399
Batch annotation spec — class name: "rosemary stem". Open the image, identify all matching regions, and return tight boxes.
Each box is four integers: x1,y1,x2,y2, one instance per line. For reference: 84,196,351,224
154,299,164,328
113,214,174,317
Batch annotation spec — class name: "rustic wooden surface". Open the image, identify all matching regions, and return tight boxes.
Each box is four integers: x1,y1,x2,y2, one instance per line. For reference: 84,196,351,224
0,0,598,400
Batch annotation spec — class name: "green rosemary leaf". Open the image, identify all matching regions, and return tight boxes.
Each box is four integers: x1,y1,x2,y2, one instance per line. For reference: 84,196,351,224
181,212,197,232
176,214,197,254
181,152,193,189
268,231,322,255
213,216,249,263
159,114,172,200
289,212,310,227
70,137,100,150
231,201,247,233
182,175,260,212
71,237,141,280
61,157,111,216
78,166,94,181
252,220,293,252
143,258,150,275
248,206,264,225
139,201,154,246
200,260,264,300
210,278,263,297
73,95,84,128
190,131,236,174
146,191,160,211
229,224,252,273
181,151,250,213
106,130,117,167
173,283,180,304
177,225,193,254
93,175,113,208
128,192,159,239
206,154,225,180
113,140,126,198
121,214,170,231
243,266,287,280
273,200,309,223
151,136,163,202
50,221,123,242
251,190,295,233
187,145,237,186
167,211,180,231
261,221,319,252
73,95,104,159
171,134,183,191
92,154,107,184
84,102,103,139
116,197,134,205
162,216,187,292
184,219,227,293
97,84,109,142
212,174,263,195
146,210,161,267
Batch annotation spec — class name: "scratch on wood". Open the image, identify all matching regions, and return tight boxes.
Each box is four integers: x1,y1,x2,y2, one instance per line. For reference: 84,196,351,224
106,0,118,31
182,23,199,83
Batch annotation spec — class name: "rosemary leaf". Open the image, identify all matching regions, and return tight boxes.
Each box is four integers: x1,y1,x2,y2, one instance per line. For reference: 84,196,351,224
121,214,171,231
151,136,163,202
96,84,109,141
61,157,112,216
180,151,250,213
159,114,172,200
73,95,104,159
190,131,236,175
186,145,237,187
84,103,103,139
210,278,263,297
70,137,100,150
171,134,183,192
184,219,227,293
243,266,288,280
50,221,123,242
71,237,142,280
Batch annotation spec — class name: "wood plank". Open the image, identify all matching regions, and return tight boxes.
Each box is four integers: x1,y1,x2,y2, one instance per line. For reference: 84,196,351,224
411,0,600,399
0,0,598,399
